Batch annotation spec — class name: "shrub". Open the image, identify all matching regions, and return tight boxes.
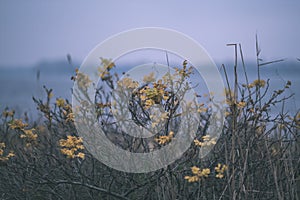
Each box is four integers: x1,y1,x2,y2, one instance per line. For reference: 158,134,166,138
0,43,299,200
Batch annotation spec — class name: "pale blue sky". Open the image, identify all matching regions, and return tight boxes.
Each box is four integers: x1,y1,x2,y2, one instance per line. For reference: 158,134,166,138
0,1,300,67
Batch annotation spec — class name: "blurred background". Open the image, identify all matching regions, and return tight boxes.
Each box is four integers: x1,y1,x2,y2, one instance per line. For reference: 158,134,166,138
0,0,299,119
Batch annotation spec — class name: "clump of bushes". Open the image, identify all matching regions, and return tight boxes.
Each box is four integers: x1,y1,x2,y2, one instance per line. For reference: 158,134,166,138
0,43,299,200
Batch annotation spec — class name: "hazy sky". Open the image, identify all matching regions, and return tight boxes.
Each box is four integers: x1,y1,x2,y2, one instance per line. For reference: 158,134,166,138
0,1,299,67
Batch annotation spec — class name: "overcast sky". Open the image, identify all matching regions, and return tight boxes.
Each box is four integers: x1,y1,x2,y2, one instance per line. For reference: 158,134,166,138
0,1,299,67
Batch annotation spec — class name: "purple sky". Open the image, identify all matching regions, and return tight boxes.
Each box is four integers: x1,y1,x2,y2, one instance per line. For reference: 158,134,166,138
0,1,300,67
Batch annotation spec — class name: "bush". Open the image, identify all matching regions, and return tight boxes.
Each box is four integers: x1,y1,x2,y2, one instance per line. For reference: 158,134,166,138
0,44,299,200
